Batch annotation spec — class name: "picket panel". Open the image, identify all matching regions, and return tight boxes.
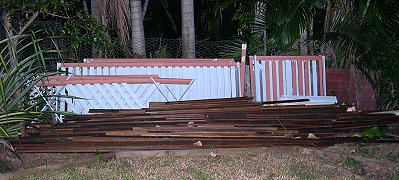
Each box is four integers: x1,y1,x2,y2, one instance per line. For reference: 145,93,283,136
250,56,330,103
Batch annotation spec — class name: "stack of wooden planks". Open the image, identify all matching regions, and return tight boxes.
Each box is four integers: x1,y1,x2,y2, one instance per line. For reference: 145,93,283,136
11,97,399,153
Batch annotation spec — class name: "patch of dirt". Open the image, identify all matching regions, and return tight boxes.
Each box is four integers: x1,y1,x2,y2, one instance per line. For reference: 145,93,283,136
0,150,95,172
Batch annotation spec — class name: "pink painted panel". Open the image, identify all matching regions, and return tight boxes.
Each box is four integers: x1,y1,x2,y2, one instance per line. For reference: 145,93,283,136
318,61,324,95
39,76,192,86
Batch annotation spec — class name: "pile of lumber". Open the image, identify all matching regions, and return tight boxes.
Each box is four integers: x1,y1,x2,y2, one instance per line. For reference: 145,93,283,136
11,97,399,153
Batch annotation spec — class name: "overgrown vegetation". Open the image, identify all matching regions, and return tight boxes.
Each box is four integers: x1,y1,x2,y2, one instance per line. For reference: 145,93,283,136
150,45,170,58
0,0,124,59
0,31,65,139
62,14,121,58
213,0,399,110
361,127,386,140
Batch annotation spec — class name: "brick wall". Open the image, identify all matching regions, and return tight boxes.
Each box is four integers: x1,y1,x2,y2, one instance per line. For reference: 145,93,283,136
326,68,377,111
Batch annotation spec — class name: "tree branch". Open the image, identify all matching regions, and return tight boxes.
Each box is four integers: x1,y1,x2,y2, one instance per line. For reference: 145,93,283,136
17,11,39,35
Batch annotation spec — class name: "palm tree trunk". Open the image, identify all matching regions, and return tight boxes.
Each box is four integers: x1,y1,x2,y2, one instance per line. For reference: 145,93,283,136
90,0,101,57
324,0,333,33
299,29,309,55
322,0,334,66
181,0,196,58
130,0,146,56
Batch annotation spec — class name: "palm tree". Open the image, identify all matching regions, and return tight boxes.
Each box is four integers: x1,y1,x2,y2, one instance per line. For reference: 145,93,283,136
214,0,399,109
181,0,196,58
319,0,399,109
130,0,146,56
95,0,146,56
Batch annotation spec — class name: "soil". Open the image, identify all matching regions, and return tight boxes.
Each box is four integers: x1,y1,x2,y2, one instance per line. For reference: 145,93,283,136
0,150,96,172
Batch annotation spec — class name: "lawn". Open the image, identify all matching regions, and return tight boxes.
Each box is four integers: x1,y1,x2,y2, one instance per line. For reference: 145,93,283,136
8,143,399,180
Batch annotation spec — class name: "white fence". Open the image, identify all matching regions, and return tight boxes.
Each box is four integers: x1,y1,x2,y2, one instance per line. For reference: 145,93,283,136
49,59,242,114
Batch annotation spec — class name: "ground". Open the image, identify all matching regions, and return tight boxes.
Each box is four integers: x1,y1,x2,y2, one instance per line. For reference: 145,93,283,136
1,143,399,179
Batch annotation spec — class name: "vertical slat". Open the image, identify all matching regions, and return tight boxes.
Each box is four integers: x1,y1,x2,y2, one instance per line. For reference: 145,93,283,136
312,61,318,96
308,61,312,96
254,62,261,101
89,67,95,76
249,56,255,97
223,67,231,98
292,60,298,96
230,66,237,98
304,61,310,96
278,60,284,98
284,60,293,96
205,67,212,98
322,56,327,96
265,61,271,101
318,58,324,96
260,61,267,101
240,44,247,97
201,67,206,99
220,66,226,98
272,61,278,101
268,61,274,100
282,60,287,96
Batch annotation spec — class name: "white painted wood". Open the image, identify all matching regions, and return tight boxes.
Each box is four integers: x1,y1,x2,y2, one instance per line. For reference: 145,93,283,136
312,61,318,96
260,61,267,102
307,61,312,96
55,62,240,113
276,61,280,99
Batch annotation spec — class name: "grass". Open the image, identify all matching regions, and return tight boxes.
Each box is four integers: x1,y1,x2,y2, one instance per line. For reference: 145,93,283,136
387,152,399,163
356,143,377,157
342,157,363,168
70,152,81,159
14,145,399,179
24,159,138,180
394,172,399,180
188,168,215,180
0,159,10,173
290,164,317,180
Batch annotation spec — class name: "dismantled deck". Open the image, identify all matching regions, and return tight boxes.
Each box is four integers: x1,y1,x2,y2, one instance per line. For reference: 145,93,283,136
12,97,399,153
